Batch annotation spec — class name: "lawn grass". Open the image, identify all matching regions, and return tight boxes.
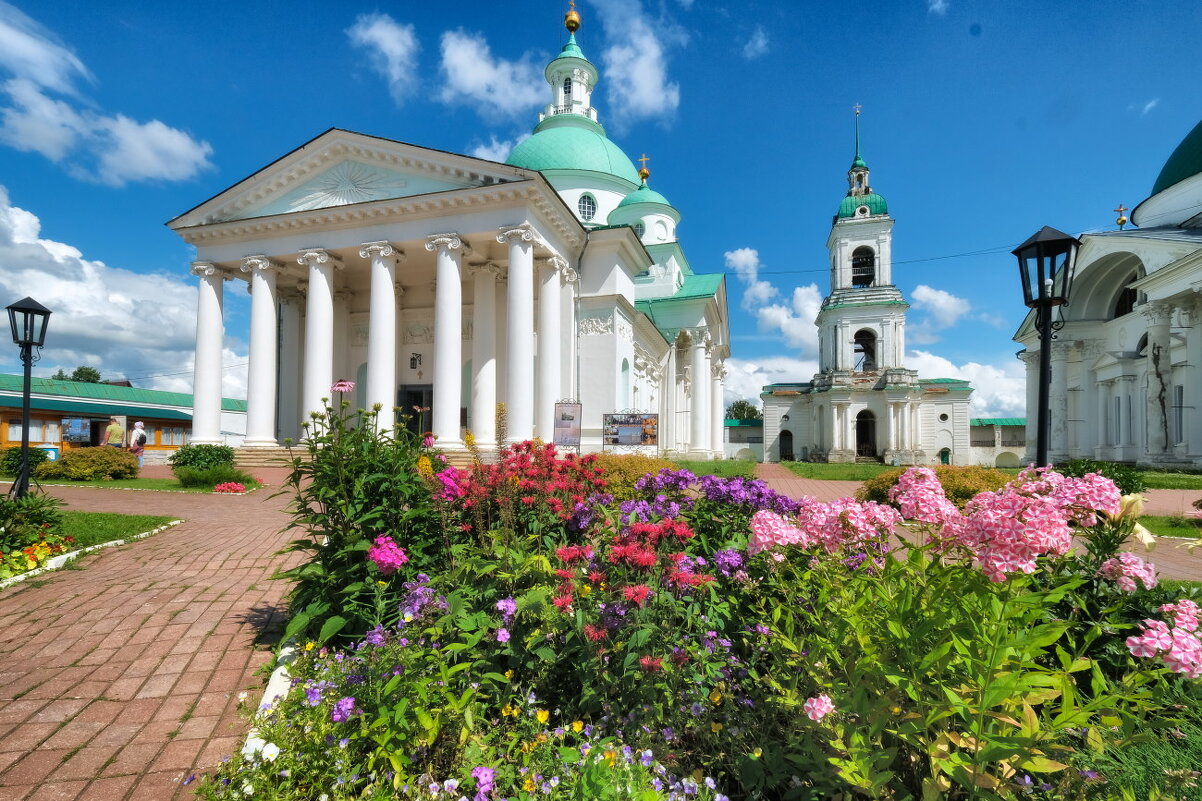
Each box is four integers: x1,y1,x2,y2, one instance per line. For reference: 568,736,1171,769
671,460,757,478
782,461,898,481
1140,470,1202,490
30,476,261,493
60,511,178,549
1139,514,1202,540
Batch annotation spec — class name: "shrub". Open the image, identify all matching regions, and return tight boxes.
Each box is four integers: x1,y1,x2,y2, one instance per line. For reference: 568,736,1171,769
169,443,235,473
0,446,50,477
1058,457,1147,495
0,493,71,579
174,464,256,489
34,447,138,480
858,463,1010,507
584,452,675,501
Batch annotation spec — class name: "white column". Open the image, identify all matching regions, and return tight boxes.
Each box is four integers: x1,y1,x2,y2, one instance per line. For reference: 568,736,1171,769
362,241,402,431
1079,341,1100,457
190,262,225,445
470,262,502,447
426,234,464,447
278,290,303,442
333,290,353,389
689,331,709,454
241,256,280,447
710,362,724,458
1050,341,1072,459
1019,350,1038,463
537,256,564,440
498,224,536,443
299,249,340,426
1119,376,1134,447
563,267,579,409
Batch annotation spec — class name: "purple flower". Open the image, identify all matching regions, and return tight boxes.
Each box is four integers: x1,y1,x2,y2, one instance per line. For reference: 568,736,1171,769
713,549,744,577
330,696,361,723
496,627,510,643
471,765,495,799
363,625,387,647
495,597,516,623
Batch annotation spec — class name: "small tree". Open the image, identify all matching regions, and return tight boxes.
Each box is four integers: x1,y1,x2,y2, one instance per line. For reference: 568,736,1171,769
53,366,101,382
725,399,762,420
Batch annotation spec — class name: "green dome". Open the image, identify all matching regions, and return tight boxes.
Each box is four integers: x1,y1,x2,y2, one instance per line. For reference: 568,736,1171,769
1151,119,1202,195
617,182,672,209
837,193,888,219
506,118,640,184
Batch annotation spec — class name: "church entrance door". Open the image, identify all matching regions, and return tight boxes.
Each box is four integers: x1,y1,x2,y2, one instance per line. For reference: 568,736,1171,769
855,410,876,457
779,429,794,462
400,385,433,436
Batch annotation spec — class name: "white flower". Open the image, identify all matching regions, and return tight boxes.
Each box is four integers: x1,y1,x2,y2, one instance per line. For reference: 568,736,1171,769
241,780,254,796
261,742,280,762
240,737,265,760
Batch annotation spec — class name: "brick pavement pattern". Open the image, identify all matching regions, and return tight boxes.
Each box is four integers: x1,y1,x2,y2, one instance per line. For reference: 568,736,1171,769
0,472,298,801
753,463,1202,581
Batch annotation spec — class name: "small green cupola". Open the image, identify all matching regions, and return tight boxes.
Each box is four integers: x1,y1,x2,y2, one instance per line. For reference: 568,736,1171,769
837,107,888,220
608,161,681,243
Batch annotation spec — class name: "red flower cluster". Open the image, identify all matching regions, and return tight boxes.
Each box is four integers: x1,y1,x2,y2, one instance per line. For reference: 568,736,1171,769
555,544,593,564
639,655,663,672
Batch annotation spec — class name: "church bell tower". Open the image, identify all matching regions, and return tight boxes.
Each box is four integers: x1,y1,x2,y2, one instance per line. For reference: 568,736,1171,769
815,108,909,379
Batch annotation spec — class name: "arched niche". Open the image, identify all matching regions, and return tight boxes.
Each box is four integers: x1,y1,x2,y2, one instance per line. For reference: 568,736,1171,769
1068,251,1147,321
851,246,876,287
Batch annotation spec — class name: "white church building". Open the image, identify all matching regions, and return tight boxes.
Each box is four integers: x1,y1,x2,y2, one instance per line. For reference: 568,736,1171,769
170,8,729,458
1014,118,1202,467
761,129,972,464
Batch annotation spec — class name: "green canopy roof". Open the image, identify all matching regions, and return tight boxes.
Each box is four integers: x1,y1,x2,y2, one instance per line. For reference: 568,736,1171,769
506,117,640,184
0,374,246,412
837,192,888,219
1151,119,1202,196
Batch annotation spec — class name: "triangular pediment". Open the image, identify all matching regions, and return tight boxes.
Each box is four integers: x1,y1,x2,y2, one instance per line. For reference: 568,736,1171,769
169,128,537,229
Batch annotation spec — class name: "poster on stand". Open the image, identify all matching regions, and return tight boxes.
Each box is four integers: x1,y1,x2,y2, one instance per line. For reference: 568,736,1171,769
602,413,658,447
553,403,582,447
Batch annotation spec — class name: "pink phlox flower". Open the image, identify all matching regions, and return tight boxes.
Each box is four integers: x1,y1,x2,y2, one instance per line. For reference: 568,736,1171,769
748,510,812,555
1164,628,1202,678
330,380,355,394
1051,472,1122,527
1099,552,1158,593
803,694,835,721
890,467,963,528
1161,600,1200,632
958,488,1072,582
367,535,409,576
433,467,468,500
1126,606,1202,677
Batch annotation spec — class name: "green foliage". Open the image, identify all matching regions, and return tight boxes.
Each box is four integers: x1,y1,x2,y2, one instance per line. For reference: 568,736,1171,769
0,445,49,476
34,446,138,480
0,493,69,578
174,464,257,489
59,511,176,548
858,464,1011,507
591,452,676,501
1058,458,1147,495
724,399,762,420
275,401,439,645
51,366,101,382
169,443,235,472
783,460,898,480
1139,470,1202,490
671,459,756,478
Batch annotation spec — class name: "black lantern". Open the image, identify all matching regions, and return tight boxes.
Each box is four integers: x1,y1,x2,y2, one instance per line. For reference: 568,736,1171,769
1012,227,1079,468
7,296,51,348
6,296,51,499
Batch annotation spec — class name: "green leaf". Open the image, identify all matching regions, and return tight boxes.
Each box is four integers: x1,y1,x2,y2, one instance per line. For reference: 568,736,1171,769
318,614,347,643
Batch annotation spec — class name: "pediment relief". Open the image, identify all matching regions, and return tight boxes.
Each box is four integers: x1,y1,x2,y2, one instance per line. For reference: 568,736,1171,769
172,130,532,228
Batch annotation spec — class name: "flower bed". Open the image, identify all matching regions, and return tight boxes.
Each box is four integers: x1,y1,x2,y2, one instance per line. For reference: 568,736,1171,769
0,493,73,580
195,402,1202,800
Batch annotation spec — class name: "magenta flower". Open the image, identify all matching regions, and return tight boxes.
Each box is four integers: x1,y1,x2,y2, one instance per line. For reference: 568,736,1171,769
803,694,835,721
496,627,510,643
1098,552,1158,592
330,696,361,723
331,379,355,394
367,535,409,576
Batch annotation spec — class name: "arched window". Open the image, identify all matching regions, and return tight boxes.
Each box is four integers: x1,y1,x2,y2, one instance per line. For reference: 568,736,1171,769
1112,273,1138,318
633,222,645,238
851,246,875,287
563,77,572,99
578,194,597,222
853,329,877,372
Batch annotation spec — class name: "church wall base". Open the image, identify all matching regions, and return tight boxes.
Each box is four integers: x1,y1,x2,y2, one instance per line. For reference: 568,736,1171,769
826,449,856,463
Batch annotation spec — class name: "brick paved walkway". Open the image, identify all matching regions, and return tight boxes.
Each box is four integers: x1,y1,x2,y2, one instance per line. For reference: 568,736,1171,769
753,463,1202,581
0,479,298,801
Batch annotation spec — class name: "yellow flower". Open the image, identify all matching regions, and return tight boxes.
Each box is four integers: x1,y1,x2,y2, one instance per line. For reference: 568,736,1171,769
523,778,536,792
572,720,584,733
536,709,549,724
579,584,592,597
304,641,315,652
709,689,723,704
536,733,548,743
711,722,723,733
416,455,433,478
501,704,516,717
603,749,617,767
751,748,762,759
504,670,514,680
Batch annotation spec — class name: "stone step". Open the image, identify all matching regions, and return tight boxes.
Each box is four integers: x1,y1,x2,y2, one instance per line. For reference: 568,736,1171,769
233,447,297,469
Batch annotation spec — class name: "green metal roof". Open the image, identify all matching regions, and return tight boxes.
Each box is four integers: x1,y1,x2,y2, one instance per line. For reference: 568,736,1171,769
920,378,971,384
617,181,672,210
505,117,640,184
970,417,1026,427
556,32,585,60
1151,119,1202,196
724,418,764,426
837,192,888,219
0,374,246,412
0,396,193,421
635,273,724,310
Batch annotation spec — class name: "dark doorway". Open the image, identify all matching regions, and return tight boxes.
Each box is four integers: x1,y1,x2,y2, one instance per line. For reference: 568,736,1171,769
939,447,951,465
779,429,794,462
400,386,433,435
855,410,876,457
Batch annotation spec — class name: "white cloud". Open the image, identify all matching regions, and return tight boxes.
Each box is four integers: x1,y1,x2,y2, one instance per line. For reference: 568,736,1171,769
724,355,819,408
587,0,683,128
928,0,950,14
724,247,778,311
0,185,246,396
755,285,823,356
0,7,211,185
346,13,421,105
438,29,544,118
742,26,769,59
468,133,526,162
0,2,90,94
1142,98,1160,115
905,349,1026,418
911,284,970,329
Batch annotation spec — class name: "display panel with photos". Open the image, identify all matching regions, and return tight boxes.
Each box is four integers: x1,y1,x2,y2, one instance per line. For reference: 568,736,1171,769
553,403,582,447
602,413,658,447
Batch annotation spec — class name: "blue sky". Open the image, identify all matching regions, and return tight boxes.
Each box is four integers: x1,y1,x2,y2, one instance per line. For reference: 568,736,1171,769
0,0,1197,416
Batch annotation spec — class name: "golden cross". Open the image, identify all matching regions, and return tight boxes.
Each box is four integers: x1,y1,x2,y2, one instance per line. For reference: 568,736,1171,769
1113,203,1127,216
638,153,651,170
569,0,576,10
854,103,862,116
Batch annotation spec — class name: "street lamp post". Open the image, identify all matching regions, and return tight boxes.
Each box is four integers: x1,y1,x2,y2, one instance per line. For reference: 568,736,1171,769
6,297,51,499
1013,227,1079,468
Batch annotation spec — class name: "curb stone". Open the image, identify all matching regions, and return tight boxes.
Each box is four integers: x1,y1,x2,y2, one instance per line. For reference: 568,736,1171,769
0,519,184,590
241,641,299,759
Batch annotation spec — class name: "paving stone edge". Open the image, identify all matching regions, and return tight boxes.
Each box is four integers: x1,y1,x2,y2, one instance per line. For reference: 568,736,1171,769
0,519,184,590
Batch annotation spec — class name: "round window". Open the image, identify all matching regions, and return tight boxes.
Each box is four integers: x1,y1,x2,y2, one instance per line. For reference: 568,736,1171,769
633,222,645,238
578,194,597,221
939,413,949,422
857,206,869,216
